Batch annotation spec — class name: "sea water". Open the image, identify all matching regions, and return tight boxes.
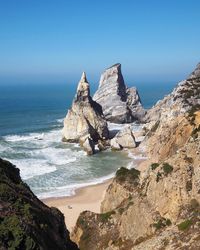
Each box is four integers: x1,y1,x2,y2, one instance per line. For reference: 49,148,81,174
0,82,174,198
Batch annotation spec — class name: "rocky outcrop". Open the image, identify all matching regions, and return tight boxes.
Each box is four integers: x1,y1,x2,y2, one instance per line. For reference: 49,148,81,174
82,136,95,155
0,158,79,250
62,72,109,143
93,63,146,123
72,77,200,250
145,63,200,123
110,126,136,150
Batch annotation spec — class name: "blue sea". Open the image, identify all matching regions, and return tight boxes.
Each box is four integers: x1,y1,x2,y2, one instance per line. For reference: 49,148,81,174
0,81,174,198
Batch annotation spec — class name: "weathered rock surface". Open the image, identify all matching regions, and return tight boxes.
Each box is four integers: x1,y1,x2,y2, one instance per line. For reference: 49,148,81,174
62,72,109,142
72,67,200,249
0,158,79,250
110,126,136,150
93,63,146,123
145,63,200,123
82,136,95,155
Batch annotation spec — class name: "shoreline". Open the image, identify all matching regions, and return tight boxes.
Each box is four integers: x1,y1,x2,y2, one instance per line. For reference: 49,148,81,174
42,147,147,232
42,178,112,232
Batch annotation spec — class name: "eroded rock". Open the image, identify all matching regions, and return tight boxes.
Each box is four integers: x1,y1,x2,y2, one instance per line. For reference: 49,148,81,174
62,72,109,142
93,63,146,123
110,126,136,149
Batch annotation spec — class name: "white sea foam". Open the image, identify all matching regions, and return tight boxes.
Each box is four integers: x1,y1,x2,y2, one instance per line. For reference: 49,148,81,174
2,122,140,199
56,118,64,123
38,172,115,199
6,158,57,179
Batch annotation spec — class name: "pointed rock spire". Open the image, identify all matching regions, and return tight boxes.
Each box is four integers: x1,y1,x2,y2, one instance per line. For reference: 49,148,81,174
80,71,88,82
62,71,109,143
76,72,90,101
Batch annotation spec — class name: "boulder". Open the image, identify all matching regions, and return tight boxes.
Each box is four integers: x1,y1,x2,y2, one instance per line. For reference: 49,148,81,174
62,72,109,142
82,137,95,155
110,126,136,149
93,63,145,123
110,137,122,150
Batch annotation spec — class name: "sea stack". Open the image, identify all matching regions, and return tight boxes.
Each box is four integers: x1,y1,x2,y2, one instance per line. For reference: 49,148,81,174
62,72,109,143
93,63,145,123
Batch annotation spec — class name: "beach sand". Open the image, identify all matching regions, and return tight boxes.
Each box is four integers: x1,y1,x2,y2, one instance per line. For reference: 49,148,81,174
42,179,112,232
43,139,147,232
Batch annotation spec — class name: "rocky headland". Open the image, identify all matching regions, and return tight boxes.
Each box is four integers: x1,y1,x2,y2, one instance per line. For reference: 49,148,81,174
93,63,146,123
71,63,200,250
0,158,79,250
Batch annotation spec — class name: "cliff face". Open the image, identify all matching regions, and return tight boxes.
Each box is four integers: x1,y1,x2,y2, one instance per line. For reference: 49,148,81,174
0,158,79,250
72,65,200,250
62,72,109,143
93,64,146,123
145,63,200,123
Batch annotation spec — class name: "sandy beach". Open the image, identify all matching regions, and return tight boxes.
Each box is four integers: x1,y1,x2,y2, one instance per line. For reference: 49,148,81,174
42,142,147,232
43,179,112,232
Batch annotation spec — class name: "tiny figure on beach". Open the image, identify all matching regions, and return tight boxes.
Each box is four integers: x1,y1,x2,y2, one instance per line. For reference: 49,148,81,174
68,205,72,209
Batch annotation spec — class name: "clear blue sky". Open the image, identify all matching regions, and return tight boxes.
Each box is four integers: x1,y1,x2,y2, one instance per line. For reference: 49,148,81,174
0,0,199,85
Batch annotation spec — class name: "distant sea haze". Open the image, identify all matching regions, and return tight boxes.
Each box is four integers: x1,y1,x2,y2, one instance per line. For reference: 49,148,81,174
0,81,174,198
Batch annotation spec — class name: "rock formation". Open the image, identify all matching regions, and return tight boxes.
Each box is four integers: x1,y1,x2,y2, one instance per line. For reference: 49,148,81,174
82,137,95,155
72,111,200,250
145,63,200,123
71,64,200,250
0,158,79,250
62,72,109,143
93,63,146,123
110,126,136,150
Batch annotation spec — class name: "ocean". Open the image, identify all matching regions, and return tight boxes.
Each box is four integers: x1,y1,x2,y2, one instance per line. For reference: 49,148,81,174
0,81,174,198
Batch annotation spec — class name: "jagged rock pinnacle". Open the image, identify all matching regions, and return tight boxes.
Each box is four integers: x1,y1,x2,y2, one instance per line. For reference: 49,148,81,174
62,71,109,143
93,63,145,123
76,72,90,101
80,71,88,82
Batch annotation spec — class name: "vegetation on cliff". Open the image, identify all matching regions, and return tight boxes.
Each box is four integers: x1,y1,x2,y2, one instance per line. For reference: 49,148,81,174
72,66,200,249
0,158,79,250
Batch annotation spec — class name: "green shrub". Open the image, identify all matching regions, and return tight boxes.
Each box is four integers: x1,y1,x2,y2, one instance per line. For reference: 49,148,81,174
99,211,116,222
178,219,192,231
153,217,171,230
162,163,173,175
151,163,159,170
116,167,140,183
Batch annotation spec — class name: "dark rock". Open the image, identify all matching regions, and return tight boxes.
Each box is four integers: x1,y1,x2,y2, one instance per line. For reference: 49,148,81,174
0,158,79,250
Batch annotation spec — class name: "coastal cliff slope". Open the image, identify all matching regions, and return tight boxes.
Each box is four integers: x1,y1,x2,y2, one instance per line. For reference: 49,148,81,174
145,63,200,123
72,65,200,250
0,158,79,250
62,72,109,142
93,64,145,123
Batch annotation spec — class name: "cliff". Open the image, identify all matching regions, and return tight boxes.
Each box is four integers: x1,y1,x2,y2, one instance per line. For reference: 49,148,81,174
72,64,200,250
145,63,200,123
93,64,146,123
0,158,79,250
